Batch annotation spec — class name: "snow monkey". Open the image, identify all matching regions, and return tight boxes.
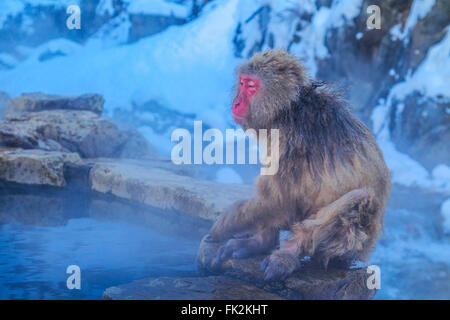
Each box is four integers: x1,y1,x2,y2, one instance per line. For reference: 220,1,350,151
208,49,391,281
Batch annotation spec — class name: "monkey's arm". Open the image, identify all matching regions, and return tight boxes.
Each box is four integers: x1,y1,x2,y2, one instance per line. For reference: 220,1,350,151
209,197,276,242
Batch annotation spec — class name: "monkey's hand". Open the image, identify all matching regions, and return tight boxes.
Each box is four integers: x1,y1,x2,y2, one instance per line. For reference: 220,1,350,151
208,214,234,242
210,238,242,270
209,200,248,242
260,250,301,282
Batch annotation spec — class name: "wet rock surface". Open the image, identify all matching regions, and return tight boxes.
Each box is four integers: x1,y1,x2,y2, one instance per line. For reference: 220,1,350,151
89,159,253,221
6,92,104,118
0,147,80,187
197,235,376,300
0,147,253,221
103,276,283,300
0,109,155,159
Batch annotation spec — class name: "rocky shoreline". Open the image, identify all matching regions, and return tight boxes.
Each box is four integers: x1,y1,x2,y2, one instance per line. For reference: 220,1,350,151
0,92,379,299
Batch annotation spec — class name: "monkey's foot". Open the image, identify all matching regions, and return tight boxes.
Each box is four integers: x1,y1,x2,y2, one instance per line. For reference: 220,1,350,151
211,236,275,270
260,250,301,282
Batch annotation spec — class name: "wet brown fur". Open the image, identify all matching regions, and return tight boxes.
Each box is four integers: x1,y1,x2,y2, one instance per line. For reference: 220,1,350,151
209,49,391,281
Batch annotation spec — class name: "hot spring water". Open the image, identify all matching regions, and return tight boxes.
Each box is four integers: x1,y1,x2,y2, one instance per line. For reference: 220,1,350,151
0,186,448,299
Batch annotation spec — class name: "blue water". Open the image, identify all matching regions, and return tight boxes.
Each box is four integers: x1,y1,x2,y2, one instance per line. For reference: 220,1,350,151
0,191,448,300
0,217,201,299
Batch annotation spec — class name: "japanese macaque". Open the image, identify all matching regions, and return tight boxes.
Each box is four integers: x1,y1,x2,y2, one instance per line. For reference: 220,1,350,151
208,49,391,281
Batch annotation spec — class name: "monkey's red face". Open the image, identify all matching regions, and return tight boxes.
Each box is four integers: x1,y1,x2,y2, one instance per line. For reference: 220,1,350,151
232,75,260,124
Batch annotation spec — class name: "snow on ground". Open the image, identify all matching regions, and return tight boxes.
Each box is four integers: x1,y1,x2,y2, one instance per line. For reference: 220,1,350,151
89,11,132,46
390,26,450,100
0,0,241,131
0,53,19,68
234,0,363,76
124,0,191,18
96,0,191,18
24,38,83,62
290,0,363,76
371,27,450,193
398,0,436,44
391,0,436,42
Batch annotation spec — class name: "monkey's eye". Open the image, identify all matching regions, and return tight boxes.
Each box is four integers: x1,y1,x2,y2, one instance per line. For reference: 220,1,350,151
247,81,255,87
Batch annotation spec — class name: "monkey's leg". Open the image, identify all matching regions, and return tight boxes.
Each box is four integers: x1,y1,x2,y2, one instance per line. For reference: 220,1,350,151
262,189,373,281
209,198,277,242
210,228,279,269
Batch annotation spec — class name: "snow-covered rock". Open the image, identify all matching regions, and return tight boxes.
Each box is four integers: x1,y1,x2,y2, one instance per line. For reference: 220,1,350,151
0,0,199,57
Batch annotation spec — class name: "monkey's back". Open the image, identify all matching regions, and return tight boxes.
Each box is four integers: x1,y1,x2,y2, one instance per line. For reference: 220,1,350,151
276,87,391,257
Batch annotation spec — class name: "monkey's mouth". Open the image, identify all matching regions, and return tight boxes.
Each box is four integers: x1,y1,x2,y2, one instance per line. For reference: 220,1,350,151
233,113,246,123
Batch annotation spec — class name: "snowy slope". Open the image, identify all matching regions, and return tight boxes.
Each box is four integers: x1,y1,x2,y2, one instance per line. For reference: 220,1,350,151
372,27,450,193
0,0,240,129
0,0,448,194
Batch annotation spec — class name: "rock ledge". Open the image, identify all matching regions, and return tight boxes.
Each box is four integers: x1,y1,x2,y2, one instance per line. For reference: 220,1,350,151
197,235,376,300
103,276,283,300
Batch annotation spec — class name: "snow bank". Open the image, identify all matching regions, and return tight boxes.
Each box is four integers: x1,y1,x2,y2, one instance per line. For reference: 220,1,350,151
372,100,450,192
390,0,435,42
289,0,363,76
0,0,241,131
390,26,450,100
371,27,450,193
96,0,190,18
124,0,190,18
0,53,18,68
234,0,363,76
